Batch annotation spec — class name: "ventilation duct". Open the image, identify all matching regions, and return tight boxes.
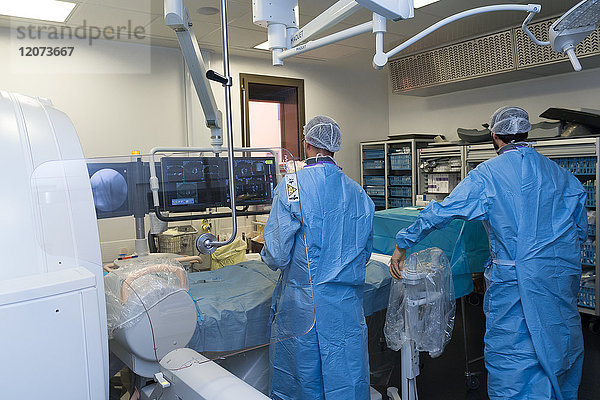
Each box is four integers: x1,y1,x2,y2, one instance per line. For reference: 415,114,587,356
390,17,600,96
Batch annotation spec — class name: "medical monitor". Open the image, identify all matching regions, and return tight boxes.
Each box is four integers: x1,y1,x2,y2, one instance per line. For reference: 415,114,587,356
161,156,277,212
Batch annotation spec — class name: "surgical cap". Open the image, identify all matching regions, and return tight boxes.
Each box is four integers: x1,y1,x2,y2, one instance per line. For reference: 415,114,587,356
303,116,342,153
489,106,532,136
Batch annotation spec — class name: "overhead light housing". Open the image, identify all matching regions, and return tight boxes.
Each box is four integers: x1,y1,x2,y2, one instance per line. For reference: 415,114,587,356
0,0,77,23
414,0,441,9
254,41,270,51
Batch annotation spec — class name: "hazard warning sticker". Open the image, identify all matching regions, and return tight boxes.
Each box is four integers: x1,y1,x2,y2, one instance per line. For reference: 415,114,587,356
285,173,299,202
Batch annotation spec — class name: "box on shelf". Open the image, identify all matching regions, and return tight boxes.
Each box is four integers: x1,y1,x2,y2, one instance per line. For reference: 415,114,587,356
415,193,445,207
427,173,460,193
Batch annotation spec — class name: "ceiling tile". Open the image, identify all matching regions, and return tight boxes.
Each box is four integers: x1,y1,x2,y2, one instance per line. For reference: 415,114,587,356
228,11,267,32
201,26,269,49
83,0,155,14
68,4,155,29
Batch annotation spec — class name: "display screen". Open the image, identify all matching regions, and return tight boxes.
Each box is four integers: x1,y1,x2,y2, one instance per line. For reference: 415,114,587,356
161,156,277,212
87,162,133,219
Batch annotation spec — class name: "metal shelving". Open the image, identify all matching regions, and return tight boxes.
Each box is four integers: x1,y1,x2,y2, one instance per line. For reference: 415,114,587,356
360,138,432,210
417,145,466,206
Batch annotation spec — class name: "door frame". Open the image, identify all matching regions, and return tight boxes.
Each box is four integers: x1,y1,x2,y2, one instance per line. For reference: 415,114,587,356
240,73,306,157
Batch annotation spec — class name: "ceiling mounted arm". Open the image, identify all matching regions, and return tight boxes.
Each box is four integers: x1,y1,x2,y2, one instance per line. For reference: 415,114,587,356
373,3,542,69
165,0,223,150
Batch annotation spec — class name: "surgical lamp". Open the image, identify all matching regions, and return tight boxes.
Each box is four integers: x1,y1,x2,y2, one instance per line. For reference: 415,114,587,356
524,0,600,71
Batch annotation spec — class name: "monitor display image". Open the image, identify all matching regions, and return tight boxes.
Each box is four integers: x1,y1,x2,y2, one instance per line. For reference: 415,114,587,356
87,162,133,219
161,156,277,212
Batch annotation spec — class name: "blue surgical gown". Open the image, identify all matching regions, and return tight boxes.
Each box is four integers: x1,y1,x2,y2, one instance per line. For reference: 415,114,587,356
261,162,375,400
395,146,586,400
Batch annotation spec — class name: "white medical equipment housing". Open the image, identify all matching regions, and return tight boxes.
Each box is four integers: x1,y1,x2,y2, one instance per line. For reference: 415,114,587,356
0,91,109,399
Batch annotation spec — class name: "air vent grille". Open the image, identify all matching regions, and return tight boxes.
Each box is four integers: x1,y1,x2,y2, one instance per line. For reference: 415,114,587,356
390,30,514,93
515,18,600,68
390,17,600,95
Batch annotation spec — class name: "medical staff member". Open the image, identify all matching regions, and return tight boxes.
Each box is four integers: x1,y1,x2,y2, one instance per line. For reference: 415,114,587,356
261,116,375,400
390,107,586,400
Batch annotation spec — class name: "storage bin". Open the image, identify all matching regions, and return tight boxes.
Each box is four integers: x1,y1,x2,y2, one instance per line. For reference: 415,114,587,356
389,197,412,208
363,159,385,170
578,284,595,309
363,149,385,159
389,153,411,170
371,196,386,207
584,183,596,208
581,243,596,265
389,186,412,197
365,186,385,196
389,176,412,186
364,175,385,186
553,157,596,175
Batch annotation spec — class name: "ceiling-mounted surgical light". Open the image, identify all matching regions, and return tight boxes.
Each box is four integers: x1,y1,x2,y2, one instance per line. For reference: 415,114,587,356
523,0,600,71
0,0,77,23
550,0,600,71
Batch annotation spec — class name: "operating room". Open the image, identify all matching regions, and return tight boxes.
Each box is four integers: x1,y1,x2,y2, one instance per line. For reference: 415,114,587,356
1,1,600,400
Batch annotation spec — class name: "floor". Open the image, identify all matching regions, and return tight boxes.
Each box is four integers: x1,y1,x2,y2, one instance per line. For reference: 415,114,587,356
379,294,600,400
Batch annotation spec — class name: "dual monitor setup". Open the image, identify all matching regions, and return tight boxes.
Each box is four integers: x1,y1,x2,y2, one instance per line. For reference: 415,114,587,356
88,155,278,219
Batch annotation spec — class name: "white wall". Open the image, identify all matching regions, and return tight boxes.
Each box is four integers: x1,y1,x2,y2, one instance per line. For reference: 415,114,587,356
388,67,600,141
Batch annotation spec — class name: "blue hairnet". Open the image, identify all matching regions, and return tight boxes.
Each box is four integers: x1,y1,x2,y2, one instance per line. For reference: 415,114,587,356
303,115,341,153
489,106,531,136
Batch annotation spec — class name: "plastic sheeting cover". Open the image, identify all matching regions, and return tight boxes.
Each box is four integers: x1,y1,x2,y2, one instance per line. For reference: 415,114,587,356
104,257,188,338
384,248,455,358
187,259,392,352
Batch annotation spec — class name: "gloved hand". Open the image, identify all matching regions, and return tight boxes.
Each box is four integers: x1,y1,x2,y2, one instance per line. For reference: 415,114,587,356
389,245,406,279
